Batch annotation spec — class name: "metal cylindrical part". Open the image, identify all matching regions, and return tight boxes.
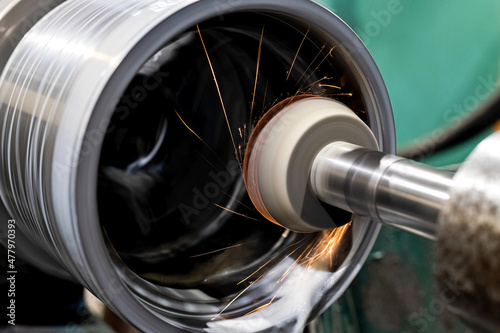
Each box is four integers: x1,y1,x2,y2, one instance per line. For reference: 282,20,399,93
0,0,396,331
312,141,454,239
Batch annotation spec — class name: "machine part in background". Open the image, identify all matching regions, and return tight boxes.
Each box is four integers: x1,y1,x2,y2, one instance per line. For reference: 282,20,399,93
436,131,500,332
399,88,500,160
333,0,500,168
243,96,500,331
0,0,395,331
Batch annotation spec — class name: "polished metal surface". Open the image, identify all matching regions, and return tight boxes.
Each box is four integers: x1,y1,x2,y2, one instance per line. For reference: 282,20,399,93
312,141,455,239
0,0,70,279
0,0,395,331
0,0,65,71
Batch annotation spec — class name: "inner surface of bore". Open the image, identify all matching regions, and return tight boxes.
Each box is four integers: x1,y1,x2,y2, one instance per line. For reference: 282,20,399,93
97,12,366,297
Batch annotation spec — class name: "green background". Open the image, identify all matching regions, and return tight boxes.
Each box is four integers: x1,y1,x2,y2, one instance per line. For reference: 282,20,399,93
309,1,500,332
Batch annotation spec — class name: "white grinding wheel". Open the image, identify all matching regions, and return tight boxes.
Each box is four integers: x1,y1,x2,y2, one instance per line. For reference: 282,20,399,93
244,96,379,232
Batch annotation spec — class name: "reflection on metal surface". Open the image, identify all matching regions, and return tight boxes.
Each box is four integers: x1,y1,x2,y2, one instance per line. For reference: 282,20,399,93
312,141,454,239
0,0,65,70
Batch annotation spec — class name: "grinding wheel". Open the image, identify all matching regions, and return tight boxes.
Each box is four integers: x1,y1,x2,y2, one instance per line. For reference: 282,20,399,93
244,96,379,232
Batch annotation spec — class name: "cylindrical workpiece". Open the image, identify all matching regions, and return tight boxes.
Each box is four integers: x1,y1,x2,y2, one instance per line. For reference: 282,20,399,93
312,141,455,239
0,2,397,331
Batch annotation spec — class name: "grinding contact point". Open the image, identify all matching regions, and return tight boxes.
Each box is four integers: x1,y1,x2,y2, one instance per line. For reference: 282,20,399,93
243,96,379,232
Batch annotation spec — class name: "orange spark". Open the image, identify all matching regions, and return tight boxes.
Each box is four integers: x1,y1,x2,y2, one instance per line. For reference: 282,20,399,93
298,46,336,92
222,190,258,212
175,110,210,148
301,224,351,269
175,111,226,168
244,282,286,316
260,80,269,113
298,77,331,95
213,283,254,320
190,243,250,258
238,238,306,285
319,84,341,89
213,203,262,222
295,45,326,88
213,224,350,319
329,93,353,97
278,245,305,282
197,25,241,166
250,25,265,124
287,28,310,81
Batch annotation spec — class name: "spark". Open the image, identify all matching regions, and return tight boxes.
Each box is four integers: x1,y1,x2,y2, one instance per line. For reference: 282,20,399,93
250,25,265,124
214,203,262,222
238,144,243,161
190,242,255,258
287,27,310,81
244,282,287,316
238,238,306,285
214,225,350,319
214,239,307,318
213,283,255,320
222,190,259,212
328,93,353,97
202,28,355,319
211,241,303,320
319,84,341,89
301,224,351,269
175,111,226,169
198,152,222,172
244,304,271,316
260,80,269,115
297,46,336,92
240,238,318,316
212,250,286,320
174,110,210,149
298,77,331,94
279,252,301,282
295,45,325,88
243,124,248,147
237,259,274,285
197,25,241,166
299,243,316,264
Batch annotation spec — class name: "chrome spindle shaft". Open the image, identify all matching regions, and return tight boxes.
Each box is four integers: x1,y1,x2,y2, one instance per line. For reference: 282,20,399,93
312,141,455,239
